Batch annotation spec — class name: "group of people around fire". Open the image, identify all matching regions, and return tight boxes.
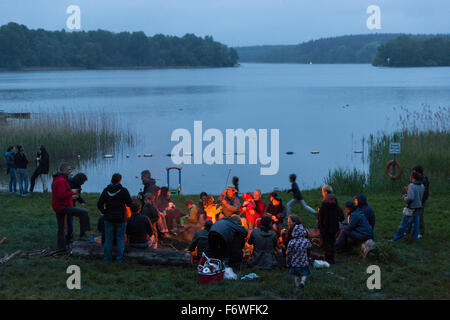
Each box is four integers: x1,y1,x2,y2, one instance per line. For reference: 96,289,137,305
46,160,430,288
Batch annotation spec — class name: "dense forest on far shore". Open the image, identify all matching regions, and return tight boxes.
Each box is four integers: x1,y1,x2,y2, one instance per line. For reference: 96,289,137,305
235,34,448,65
0,22,238,70
373,35,450,67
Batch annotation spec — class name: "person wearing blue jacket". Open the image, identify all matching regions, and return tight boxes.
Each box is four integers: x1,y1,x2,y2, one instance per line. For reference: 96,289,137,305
354,194,376,231
5,146,17,193
335,201,373,251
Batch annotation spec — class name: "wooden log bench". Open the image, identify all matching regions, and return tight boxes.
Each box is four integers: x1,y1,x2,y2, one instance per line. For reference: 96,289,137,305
71,241,192,267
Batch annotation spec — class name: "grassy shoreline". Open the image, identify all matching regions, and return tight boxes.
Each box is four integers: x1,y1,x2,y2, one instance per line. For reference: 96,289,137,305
0,189,448,300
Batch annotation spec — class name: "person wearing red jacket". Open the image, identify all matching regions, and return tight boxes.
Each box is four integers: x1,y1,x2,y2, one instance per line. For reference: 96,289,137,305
52,163,91,250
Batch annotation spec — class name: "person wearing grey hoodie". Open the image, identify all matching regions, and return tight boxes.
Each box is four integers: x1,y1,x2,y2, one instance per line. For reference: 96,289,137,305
392,172,424,242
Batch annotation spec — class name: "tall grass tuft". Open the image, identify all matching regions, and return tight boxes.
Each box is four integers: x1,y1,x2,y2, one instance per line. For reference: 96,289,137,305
324,167,367,196
326,106,449,195
367,106,449,194
0,109,136,172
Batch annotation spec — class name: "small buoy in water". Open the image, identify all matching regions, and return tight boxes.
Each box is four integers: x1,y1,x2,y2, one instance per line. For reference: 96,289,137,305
104,154,113,158
143,154,152,157
310,151,320,154
286,151,294,155
138,154,142,158
126,154,130,158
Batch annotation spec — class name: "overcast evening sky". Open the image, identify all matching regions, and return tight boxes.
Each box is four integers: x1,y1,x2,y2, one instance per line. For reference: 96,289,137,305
1,0,449,47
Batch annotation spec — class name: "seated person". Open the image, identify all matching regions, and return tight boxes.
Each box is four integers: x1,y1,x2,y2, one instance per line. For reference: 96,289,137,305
240,193,257,231
247,216,279,270
198,192,208,221
282,214,302,257
142,193,160,246
264,193,286,236
156,186,185,234
218,185,241,217
185,200,200,224
335,201,374,252
187,220,213,260
354,194,376,232
204,195,222,223
126,200,154,249
253,189,266,221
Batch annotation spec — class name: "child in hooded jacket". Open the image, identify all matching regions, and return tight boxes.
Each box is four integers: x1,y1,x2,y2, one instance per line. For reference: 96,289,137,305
286,223,312,288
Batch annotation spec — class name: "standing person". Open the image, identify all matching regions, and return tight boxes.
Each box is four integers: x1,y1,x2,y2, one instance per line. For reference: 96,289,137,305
5,146,17,193
51,163,90,250
317,185,344,264
286,174,316,216
253,189,266,220
354,194,376,232
69,173,88,207
232,176,240,198
247,216,279,270
286,223,312,289
29,145,50,193
411,165,429,238
138,170,157,205
335,201,373,252
97,173,133,263
218,185,241,217
14,145,29,196
126,200,154,249
392,172,424,243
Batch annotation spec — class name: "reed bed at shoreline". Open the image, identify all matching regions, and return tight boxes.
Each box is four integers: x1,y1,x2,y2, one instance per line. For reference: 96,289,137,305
326,106,449,194
0,109,136,171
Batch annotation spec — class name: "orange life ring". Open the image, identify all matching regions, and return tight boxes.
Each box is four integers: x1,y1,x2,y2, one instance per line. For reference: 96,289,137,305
385,160,403,180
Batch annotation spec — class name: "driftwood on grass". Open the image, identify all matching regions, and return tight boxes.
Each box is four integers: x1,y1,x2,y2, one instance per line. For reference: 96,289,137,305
0,237,6,245
0,250,22,265
71,241,191,267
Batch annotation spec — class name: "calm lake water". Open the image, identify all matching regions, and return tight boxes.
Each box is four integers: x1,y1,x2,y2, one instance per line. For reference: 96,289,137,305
1,63,449,195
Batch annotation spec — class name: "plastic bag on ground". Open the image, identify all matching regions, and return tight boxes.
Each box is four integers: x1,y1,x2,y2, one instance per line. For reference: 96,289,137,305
313,259,330,268
224,267,238,280
240,273,260,281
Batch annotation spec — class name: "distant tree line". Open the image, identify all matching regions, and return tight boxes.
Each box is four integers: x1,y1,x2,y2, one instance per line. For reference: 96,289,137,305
235,34,447,65
0,22,238,70
373,35,450,67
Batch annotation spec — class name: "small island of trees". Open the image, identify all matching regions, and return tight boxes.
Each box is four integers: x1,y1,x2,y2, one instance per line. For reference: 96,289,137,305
372,35,450,67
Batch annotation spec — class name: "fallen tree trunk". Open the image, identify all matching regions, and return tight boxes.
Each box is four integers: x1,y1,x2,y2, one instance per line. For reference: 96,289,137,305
71,241,192,267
